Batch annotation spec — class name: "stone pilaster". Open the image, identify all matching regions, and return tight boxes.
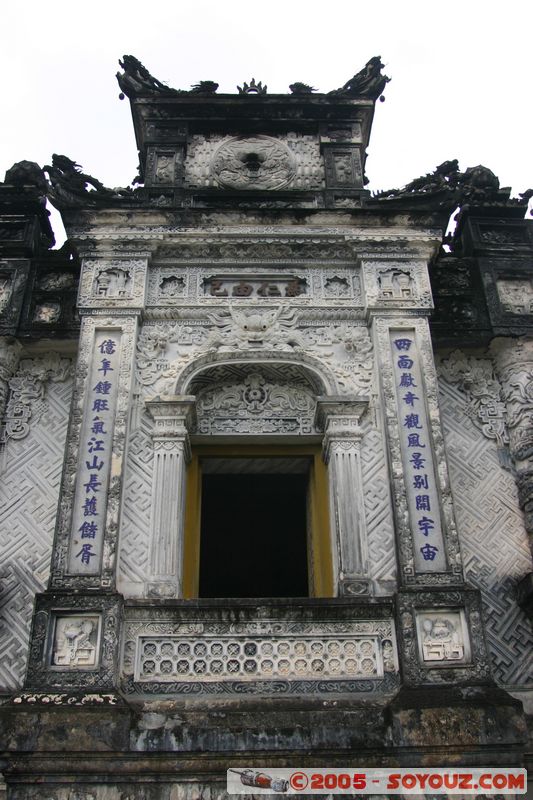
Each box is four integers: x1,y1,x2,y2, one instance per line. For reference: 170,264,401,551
373,316,464,587
48,314,139,590
145,396,195,598
48,252,149,590
316,397,370,596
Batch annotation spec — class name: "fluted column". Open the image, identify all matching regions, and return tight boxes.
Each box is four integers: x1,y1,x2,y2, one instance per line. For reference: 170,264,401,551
316,397,370,596
146,396,196,598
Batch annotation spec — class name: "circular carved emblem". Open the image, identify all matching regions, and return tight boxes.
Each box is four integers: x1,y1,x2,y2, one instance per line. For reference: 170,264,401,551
210,135,295,190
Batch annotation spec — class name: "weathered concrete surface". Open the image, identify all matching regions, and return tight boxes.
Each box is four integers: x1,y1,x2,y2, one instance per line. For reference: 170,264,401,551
0,690,529,797
389,687,528,766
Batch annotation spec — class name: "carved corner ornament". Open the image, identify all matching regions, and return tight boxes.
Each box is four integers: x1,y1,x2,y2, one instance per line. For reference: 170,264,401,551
1,353,73,444
438,349,508,447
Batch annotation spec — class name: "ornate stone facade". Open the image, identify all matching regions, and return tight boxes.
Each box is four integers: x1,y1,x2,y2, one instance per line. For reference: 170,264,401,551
0,56,531,798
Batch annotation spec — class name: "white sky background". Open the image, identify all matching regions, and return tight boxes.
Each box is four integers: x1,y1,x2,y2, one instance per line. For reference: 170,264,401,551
1,0,532,244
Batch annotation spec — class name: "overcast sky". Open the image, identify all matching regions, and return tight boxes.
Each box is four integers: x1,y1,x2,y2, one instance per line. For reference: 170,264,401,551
1,0,531,243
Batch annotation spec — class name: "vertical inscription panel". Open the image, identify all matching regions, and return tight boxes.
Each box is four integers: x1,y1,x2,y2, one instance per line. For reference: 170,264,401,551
68,332,122,574
390,331,447,572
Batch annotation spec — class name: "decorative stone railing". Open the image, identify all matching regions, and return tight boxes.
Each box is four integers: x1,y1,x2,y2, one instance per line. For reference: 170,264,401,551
121,599,399,696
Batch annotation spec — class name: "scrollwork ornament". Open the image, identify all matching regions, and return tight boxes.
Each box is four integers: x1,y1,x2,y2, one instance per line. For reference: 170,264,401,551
438,350,508,446
491,338,533,461
1,353,73,443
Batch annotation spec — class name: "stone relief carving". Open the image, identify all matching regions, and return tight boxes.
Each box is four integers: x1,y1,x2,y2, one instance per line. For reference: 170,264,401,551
480,226,529,245
491,339,533,462
26,593,121,689
78,259,147,309
0,337,21,422
210,136,295,191
491,337,533,537
363,261,432,308
1,353,73,442
37,272,76,290
438,350,508,447
496,278,533,314
324,275,350,297
155,237,353,261
52,616,100,667
415,610,469,664
147,265,363,307
301,323,373,394
154,153,176,183
398,590,491,685
136,323,205,389
0,273,13,313
378,268,413,299
195,368,317,435
332,153,356,185
159,275,185,297
135,314,373,396
13,692,119,705
185,133,324,191
95,267,132,298
33,302,61,323
206,307,304,351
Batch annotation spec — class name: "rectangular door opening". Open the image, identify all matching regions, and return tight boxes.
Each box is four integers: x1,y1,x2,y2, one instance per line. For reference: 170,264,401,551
198,457,309,598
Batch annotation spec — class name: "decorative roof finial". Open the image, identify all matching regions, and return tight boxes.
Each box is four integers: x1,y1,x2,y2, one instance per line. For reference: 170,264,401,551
289,83,317,95
237,78,267,95
329,56,390,100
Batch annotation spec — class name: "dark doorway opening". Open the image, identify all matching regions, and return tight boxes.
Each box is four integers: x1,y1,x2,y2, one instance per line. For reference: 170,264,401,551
199,462,309,598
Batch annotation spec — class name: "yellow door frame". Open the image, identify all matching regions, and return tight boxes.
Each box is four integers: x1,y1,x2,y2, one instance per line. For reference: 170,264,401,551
182,443,334,598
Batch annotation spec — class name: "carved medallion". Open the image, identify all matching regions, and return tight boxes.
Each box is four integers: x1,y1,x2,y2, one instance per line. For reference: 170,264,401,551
415,610,470,665
52,615,100,667
210,135,296,190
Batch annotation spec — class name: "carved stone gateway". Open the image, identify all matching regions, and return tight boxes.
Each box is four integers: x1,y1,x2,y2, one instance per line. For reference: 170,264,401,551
0,55,531,798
